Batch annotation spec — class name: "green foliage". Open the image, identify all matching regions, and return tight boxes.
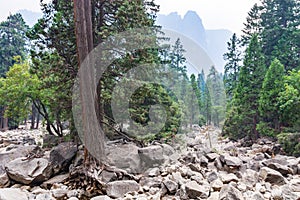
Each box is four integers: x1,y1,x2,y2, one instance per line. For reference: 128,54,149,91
259,58,285,132
207,66,226,127
256,122,276,137
0,58,40,122
261,0,300,70
27,0,160,139
223,0,299,155
277,132,300,157
197,70,212,125
278,70,300,128
223,33,242,99
223,35,266,139
129,83,181,140
0,13,28,76
190,74,202,126
241,3,263,46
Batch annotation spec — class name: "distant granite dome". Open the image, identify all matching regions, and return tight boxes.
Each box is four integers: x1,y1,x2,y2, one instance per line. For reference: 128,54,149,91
156,11,232,72
182,11,207,50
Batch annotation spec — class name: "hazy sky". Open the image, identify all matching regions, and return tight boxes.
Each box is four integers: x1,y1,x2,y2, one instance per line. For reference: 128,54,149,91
154,0,260,34
0,0,42,20
0,0,260,34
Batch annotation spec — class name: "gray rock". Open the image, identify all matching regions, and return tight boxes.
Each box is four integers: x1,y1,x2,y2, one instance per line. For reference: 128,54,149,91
106,180,140,198
237,182,247,192
211,179,223,191
207,192,219,200
50,142,77,174
220,173,239,184
287,158,300,174
220,154,242,167
172,172,185,186
214,157,223,170
207,171,219,183
106,143,141,174
163,179,178,194
42,135,61,148
99,170,117,183
146,167,160,177
139,177,161,188
90,196,112,200
41,174,69,189
0,188,28,200
206,153,219,162
188,163,201,173
161,143,179,162
0,173,9,187
246,160,261,172
281,185,300,200
241,169,259,188
52,189,69,199
36,193,55,200
5,157,53,185
251,192,264,200
219,184,245,200
138,145,165,170
262,158,287,166
290,178,300,192
200,155,209,167
185,181,209,199
259,167,287,185
267,162,293,176
0,145,37,186
68,197,79,200
253,153,265,161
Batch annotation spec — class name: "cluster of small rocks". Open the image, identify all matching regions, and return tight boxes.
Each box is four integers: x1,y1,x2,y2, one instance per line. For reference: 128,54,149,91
0,127,300,200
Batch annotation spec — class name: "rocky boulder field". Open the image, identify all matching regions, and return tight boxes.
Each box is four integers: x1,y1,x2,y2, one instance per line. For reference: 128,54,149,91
0,127,300,200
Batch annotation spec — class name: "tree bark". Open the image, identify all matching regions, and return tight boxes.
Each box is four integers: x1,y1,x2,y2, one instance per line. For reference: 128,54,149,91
2,107,8,131
31,103,36,129
73,0,105,163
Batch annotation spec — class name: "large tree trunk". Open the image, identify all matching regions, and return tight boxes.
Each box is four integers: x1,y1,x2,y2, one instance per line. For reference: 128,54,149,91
74,0,105,163
31,103,36,129
2,107,8,131
36,112,40,129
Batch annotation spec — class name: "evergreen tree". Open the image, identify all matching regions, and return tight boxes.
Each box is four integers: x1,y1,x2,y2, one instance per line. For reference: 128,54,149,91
206,66,226,127
261,0,300,70
0,13,29,130
0,13,28,76
190,74,202,126
278,70,300,129
259,59,284,131
223,35,266,139
259,58,285,133
241,3,263,46
27,0,160,138
223,33,242,99
169,38,187,75
197,70,211,125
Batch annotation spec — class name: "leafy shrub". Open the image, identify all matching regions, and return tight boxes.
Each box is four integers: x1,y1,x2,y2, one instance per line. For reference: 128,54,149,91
256,122,276,137
277,132,300,157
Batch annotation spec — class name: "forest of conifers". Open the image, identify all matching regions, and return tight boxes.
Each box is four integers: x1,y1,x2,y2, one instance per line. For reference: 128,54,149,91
0,0,299,156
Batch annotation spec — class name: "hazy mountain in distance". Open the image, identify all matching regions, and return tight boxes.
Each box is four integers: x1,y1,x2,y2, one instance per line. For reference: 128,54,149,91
157,11,207,50
157,11,232,72
206,29,233,72
18,9,42,27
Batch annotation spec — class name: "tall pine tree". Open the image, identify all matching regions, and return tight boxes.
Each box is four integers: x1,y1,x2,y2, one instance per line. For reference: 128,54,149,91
223,33,242,99
259,58,285,133
241,3,263,46
223,34,266,140
261,0,300,70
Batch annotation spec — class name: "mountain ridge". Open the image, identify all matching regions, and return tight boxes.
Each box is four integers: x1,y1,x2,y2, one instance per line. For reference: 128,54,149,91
157,11,232,73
